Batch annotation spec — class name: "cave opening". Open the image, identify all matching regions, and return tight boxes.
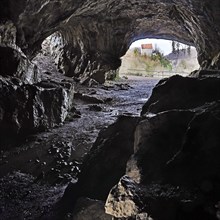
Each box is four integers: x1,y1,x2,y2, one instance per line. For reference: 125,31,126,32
119,38,199,79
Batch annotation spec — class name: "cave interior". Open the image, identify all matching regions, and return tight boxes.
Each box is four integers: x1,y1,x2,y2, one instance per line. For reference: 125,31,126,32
1,0,220,219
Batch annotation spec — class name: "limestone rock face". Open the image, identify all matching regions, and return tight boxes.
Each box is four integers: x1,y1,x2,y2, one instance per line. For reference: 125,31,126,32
2,0,220,80
142,75,220,115
1,1,220,219
105,75,220,220
131,110,194,184
105,176,196,220
0,77,74,146
165,101,220,186
105,176,141,218
42,32,115,83
134,101,220,187
63,116,139,203
0,22,39,84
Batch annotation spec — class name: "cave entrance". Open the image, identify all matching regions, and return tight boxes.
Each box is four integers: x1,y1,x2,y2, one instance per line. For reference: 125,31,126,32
119,38,199,79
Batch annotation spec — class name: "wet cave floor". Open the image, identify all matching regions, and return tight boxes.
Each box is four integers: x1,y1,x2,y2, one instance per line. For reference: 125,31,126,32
0,55,160,219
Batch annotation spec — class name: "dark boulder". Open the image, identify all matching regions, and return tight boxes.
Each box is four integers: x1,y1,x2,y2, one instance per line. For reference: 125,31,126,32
63,116,139,203
129,110,194,184
0,46,20,76
105,72,220,219
106,102,220,220
0,77,74,147
165,101,220,187
141,75,220,115
105,175,212,220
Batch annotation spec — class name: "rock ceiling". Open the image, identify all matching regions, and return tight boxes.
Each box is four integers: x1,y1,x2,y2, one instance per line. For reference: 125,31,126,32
1,0,220,72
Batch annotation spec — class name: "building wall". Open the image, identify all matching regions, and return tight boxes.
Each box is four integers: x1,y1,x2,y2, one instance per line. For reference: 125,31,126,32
141,48,153,56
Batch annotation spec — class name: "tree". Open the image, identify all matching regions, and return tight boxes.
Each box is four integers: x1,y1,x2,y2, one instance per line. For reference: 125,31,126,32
133,47,140,56
172,41,176,53
176,42,180,54
187,46,191,56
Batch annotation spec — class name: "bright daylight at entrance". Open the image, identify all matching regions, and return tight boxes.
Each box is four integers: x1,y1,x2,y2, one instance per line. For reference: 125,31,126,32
120,38,199,78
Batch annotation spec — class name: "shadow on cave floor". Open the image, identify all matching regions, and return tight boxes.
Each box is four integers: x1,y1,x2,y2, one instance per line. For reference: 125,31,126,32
0,52,159,219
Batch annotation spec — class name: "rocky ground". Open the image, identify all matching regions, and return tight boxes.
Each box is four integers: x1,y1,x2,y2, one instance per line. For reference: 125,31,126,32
0,53,159,220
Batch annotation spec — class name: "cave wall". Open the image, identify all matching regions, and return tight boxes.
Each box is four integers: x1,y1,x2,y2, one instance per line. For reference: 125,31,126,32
0,21,74,145
0,21,39,83
104,76,220,220
1,1,220,218
1,0,220,82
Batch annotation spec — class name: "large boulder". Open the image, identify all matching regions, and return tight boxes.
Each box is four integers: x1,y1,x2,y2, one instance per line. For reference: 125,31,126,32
105,176,197,220
127,110,194,184
105,74,220,220
63,116,139,205
0,77,74,146
106,102,220,220
142,75,220,115
0,22,39,84
165,101,220,186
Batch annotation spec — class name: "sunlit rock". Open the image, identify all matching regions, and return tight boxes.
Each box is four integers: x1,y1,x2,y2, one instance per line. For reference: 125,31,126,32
105,176,141,218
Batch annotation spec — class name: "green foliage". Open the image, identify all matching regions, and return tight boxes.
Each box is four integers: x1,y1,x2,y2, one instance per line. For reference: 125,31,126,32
172,41,176,53
125,46,173,77
133,48,140,56
150,49,172,70
187,46,191,56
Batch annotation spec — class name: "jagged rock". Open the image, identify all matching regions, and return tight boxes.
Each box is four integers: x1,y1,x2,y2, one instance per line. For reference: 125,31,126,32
105,176,197,220
104,72,220,220
164,101,220,187
63,116,139,204
89,105,103,112
105,69,119,81
129,102,220,187
0,77,74,145
127,110,194,184
0,22,39,84
105,176,141,218
41,32,70,75
190,69,220,78
109,103,220,220
141,75,220,115
106,105,220,219
42,32,107,83
74,92,104,104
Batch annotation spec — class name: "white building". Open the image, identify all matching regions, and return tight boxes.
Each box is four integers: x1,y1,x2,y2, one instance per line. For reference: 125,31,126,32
141,43,153,56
